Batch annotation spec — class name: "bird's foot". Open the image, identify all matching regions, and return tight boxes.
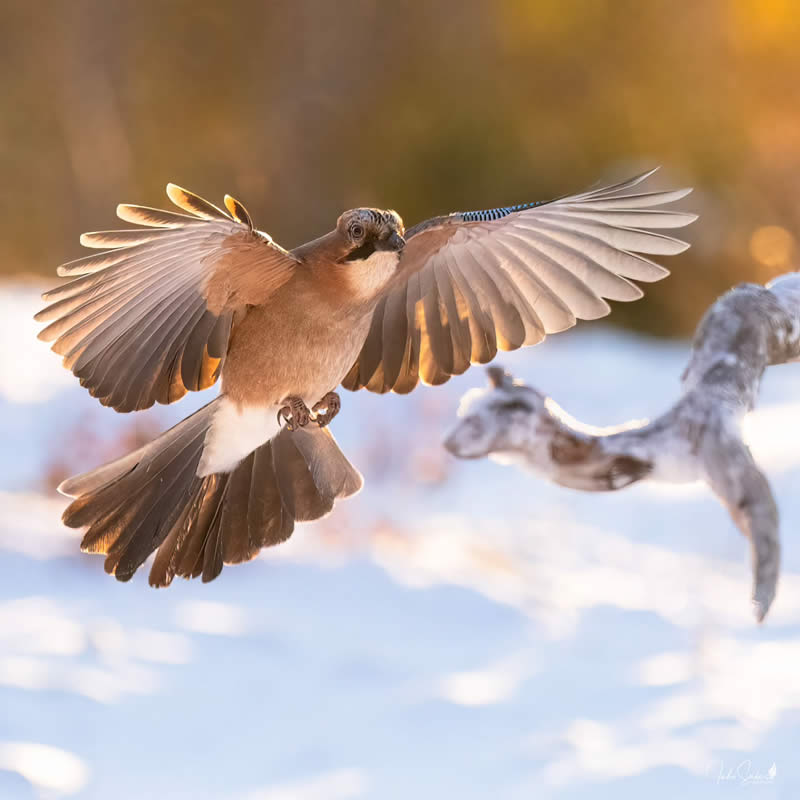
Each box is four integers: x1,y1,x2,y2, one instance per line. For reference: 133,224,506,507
277,397,312,431
312,392,341,427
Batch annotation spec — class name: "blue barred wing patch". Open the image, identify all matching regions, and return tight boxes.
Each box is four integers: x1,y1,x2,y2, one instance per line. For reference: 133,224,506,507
458,200,547,223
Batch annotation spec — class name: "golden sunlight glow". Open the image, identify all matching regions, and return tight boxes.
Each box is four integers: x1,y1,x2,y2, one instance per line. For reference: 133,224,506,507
749,225,794,268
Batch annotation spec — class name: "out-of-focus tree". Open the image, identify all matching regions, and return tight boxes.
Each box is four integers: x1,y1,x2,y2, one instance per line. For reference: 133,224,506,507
3,0,800,336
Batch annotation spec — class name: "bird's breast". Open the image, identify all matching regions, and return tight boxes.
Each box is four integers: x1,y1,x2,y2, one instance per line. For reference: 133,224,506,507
343,250,401,303
221,292,373,408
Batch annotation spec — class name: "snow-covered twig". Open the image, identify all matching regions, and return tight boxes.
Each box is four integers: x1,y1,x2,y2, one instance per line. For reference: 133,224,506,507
444,274,800,622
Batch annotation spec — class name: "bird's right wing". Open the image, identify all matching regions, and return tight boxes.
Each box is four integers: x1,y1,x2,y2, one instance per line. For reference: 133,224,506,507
36,186,299,412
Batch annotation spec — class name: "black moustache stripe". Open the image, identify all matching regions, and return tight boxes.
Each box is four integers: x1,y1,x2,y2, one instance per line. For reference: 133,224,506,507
343,240,377,262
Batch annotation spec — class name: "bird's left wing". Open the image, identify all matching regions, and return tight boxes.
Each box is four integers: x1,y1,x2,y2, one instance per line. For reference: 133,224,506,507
342,169,695,394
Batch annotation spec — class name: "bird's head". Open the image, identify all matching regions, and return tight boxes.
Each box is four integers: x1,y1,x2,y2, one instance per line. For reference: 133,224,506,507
336,208,405,263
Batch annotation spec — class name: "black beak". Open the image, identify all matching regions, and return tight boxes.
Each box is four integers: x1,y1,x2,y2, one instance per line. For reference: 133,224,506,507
377,231,405,252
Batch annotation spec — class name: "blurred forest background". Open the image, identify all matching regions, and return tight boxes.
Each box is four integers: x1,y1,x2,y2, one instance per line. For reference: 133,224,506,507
2,0,800,337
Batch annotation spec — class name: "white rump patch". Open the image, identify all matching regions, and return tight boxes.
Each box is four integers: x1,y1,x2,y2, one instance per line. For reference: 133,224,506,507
197,398,281,476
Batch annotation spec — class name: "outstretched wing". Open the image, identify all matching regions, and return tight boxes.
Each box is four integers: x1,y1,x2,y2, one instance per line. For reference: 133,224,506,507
36,186,299,412
342,168,696,394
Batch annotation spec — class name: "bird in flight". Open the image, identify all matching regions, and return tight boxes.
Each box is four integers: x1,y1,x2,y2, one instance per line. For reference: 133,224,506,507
37,168,696,586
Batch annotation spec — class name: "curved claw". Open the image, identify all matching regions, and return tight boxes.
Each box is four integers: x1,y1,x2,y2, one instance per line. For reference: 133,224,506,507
312,392,341,428
277,405,294,431
277,397,311,432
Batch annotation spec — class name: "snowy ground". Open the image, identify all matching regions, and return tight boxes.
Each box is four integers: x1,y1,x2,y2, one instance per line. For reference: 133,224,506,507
1,283,799,799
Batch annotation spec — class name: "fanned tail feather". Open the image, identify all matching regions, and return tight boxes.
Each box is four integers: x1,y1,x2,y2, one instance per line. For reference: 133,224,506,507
60,399,363,586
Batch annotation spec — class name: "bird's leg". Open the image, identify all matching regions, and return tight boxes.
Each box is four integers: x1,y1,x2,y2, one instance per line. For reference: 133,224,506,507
277,396,312,431
312,391,341,427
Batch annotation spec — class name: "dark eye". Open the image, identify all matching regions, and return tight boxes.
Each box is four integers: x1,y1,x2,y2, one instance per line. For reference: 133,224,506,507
349,223,365,240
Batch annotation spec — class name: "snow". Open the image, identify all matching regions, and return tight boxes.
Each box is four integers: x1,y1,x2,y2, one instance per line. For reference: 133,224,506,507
1,284,799,799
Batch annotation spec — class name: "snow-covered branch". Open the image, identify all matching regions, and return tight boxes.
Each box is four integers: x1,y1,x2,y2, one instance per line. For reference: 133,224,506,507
444,274,800,622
